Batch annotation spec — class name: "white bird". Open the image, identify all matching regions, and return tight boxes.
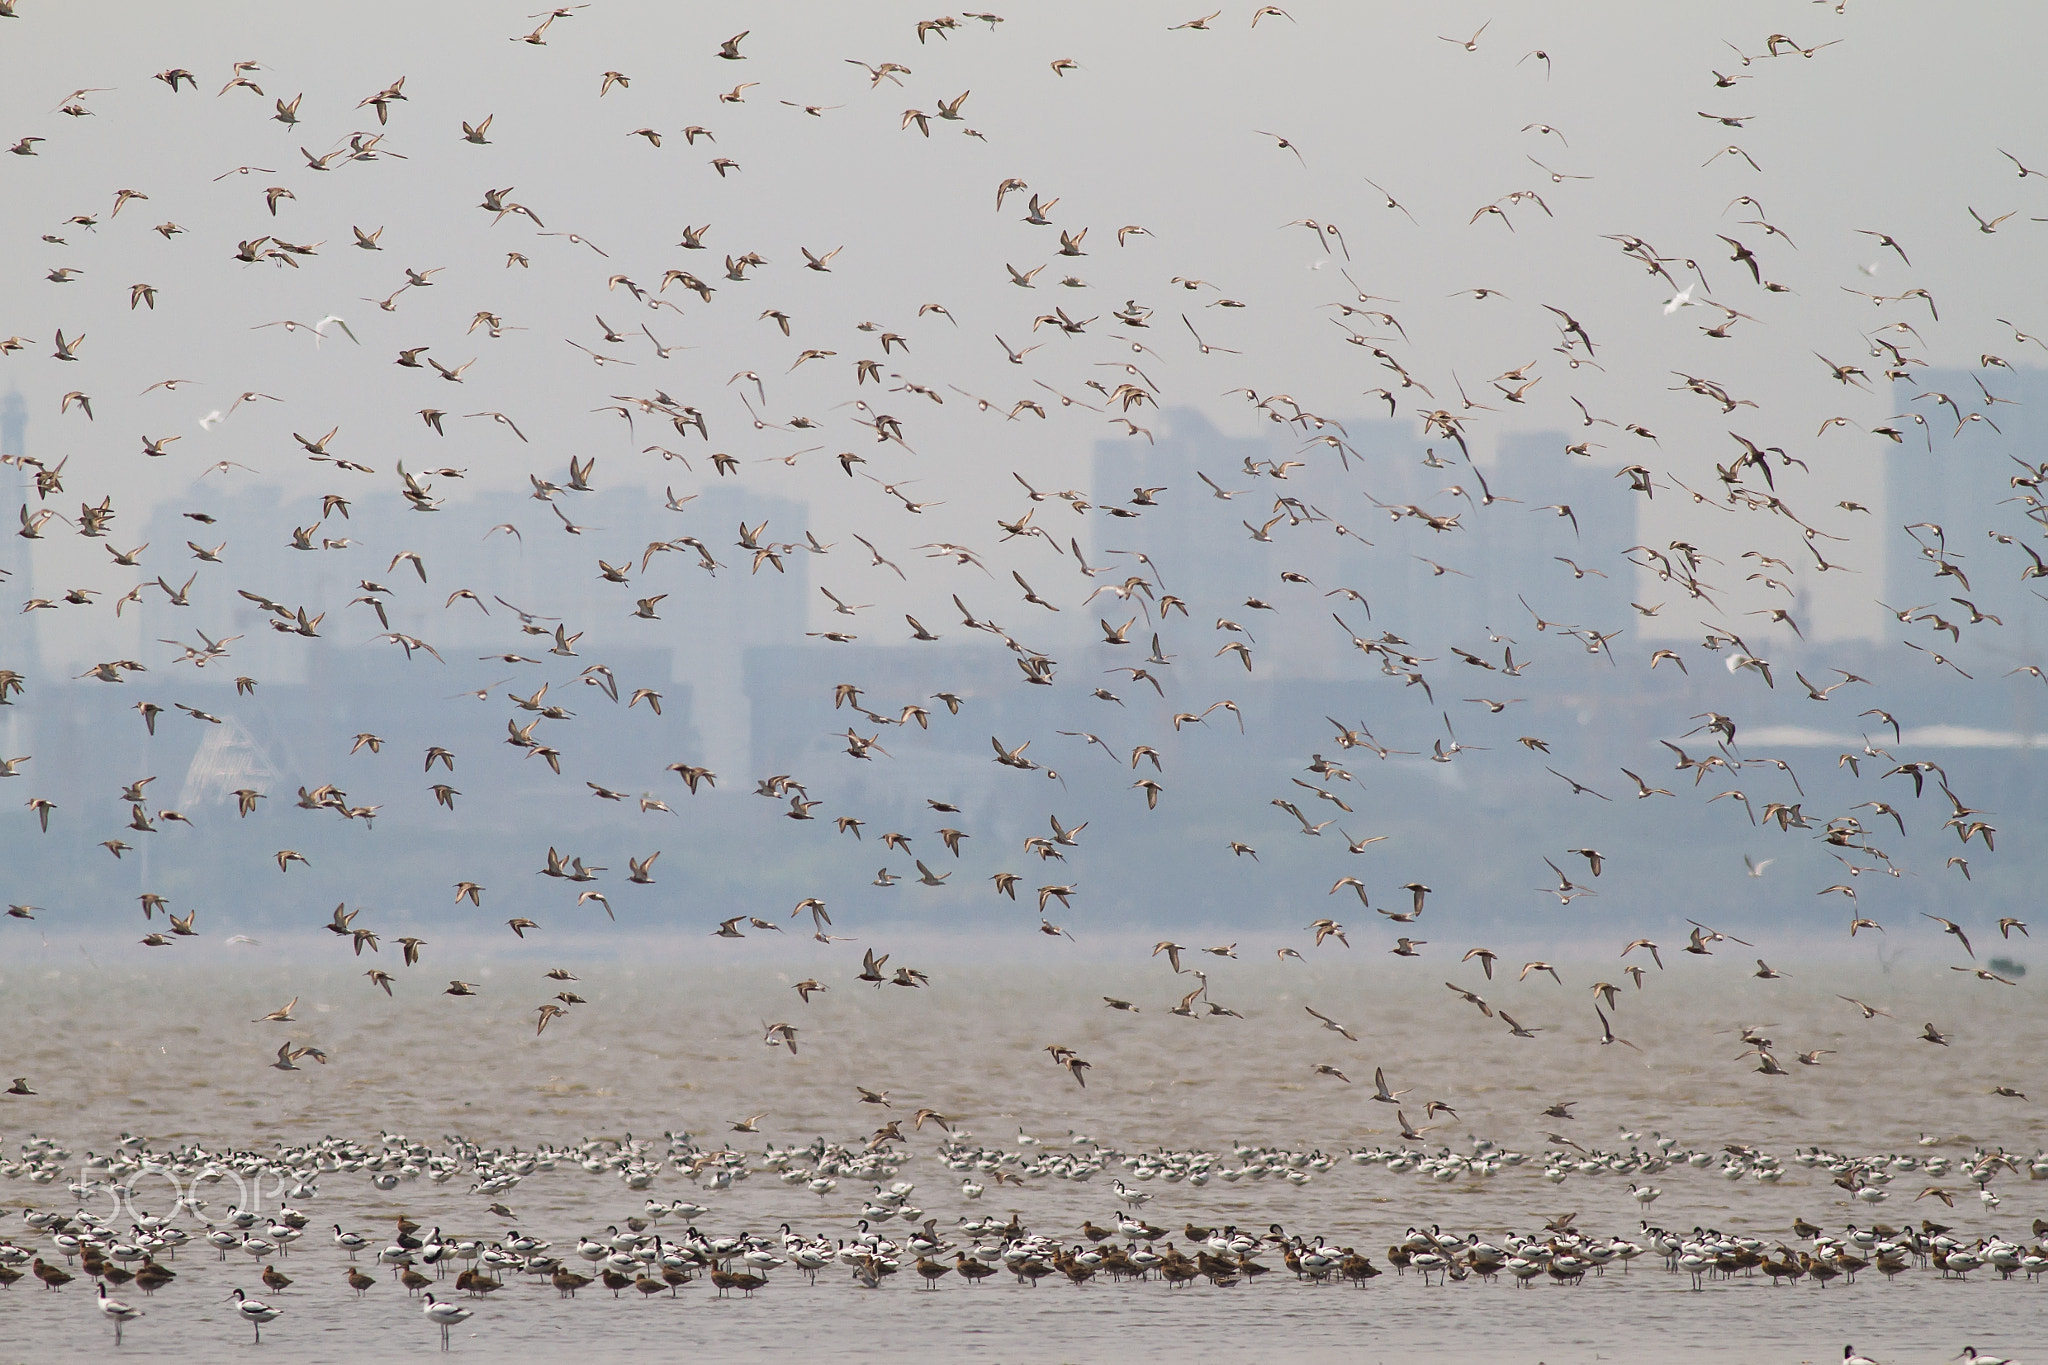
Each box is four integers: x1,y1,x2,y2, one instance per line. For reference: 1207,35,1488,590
226,1288,283,1343
1725,652,1773,686
422,1294,473,1350
313,315,359,346
98,1284,143,1344
1661,286,1694,314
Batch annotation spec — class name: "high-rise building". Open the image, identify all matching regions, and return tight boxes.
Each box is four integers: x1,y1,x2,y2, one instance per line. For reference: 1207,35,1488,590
672,484,810,775
1885,366,2047,625
1087,409,1638,683
2,389,36,773
0,389,24,456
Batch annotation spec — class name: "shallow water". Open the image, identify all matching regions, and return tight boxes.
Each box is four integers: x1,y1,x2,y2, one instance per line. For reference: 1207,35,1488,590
1,955,2040,1361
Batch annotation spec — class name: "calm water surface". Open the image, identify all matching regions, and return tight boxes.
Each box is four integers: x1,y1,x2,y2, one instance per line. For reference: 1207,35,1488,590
1,951,2040,1362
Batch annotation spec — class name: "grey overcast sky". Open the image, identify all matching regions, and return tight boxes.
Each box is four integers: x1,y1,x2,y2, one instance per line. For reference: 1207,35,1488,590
4,2,2048,949
6,0,2047,666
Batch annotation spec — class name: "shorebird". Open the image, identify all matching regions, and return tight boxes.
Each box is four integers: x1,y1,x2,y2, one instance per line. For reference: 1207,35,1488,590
98,1284,143,1343
421,1294,473,1350
226,1288,282,1343
1304,1006,1356,1041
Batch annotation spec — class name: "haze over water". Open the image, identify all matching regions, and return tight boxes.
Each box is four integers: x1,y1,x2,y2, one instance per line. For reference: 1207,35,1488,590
3,958,2044,1362
3,2,2047,1361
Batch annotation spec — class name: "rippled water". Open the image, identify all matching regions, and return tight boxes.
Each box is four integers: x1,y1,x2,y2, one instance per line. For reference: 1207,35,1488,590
1,951,2041,1362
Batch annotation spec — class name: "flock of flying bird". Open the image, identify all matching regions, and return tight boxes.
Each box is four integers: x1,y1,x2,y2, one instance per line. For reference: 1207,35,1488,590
1,2,2046,1355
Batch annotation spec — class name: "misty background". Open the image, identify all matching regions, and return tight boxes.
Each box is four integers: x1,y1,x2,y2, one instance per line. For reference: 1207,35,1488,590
2,1,2046,969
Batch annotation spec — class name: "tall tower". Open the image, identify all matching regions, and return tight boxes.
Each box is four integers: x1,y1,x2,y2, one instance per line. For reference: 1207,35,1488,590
1,389,39,678
0,389,24,453
1886,367,2046,622
2,388,37,769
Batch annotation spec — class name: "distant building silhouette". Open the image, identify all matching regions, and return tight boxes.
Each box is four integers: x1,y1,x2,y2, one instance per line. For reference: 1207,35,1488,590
1088,409,1637,682
0,389,24,457
2,389,40,685
1886,366,2047,625
175,715,283,810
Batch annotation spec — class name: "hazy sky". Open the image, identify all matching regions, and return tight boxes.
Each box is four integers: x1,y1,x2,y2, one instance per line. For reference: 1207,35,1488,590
4,2,2048,950
6,0,2047,665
